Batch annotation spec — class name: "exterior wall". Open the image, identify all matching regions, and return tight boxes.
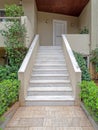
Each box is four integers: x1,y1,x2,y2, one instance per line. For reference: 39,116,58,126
0,0,38,47
38,11,79,46
0,0,18,8
66,34,90,55
78,1,91,34
91,0,98,50
23,0,37,47
0,22,6,47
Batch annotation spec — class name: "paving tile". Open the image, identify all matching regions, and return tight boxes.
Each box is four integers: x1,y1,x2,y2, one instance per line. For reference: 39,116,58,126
81,127,94,130
5,128,29,130
5,106,95,130
18,118,44,127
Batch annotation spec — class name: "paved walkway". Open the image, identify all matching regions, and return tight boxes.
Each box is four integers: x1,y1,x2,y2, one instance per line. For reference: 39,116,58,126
5,106,94,130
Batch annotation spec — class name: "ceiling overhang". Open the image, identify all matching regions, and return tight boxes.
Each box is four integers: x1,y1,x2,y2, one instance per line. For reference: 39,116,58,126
35,0,89,17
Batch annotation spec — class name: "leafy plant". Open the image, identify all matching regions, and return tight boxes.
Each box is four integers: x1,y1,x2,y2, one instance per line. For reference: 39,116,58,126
80,81,98,122
5,4,24,17
90,48,98,72
0,6,27,69
0,65,18,81
80,26,89,34
0,79,20,116
74,51,91,81
0,4,27,118
1,21,26,48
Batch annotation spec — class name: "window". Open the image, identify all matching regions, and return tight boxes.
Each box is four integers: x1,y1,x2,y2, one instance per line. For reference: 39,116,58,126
0,9,5,22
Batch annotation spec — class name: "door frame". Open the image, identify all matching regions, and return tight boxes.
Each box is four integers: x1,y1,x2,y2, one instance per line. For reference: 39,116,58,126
53,20,67,46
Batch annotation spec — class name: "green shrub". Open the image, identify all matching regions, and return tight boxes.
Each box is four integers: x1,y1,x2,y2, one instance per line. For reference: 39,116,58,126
90,48,98,72
80,26,89,34
74,52,91,81
0,79,20,116
5,4,24,17
80,81,98,122
7,47,27,69
0,66,17,81
0,4,27,118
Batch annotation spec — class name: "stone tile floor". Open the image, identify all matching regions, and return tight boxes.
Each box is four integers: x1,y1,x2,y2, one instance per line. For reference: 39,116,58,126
5,106,94,130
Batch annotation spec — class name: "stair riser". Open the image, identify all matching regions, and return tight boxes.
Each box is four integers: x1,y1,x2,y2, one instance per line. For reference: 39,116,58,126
38,52,63,54
37,56,65,59
33,66,66,69
27,91,72,96
31,76,69,80
35,61,66,64
39,47,62,49
37,52,63,55
29,83,71,87
32,70,68,74
26,101,74,106
36,57,65,60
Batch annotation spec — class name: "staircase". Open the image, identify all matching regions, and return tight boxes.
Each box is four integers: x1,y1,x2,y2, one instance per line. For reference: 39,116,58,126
25,46,75,106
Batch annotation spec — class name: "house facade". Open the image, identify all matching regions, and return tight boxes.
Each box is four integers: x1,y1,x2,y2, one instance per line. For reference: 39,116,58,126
0,0,98,52
0,0,97,106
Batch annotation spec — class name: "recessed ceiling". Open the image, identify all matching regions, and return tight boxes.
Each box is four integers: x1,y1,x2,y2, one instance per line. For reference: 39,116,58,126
36,0,89,17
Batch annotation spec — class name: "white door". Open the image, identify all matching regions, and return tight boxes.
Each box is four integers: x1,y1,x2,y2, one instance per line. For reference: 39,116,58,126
53,20,67,46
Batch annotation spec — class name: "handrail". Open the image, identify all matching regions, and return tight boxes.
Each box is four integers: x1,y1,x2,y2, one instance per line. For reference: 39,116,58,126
18,35,39,106
0,17,20,19
62,34,81,105
62,35,81,72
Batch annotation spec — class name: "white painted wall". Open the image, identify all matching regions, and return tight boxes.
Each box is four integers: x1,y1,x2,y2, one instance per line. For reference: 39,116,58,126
0,22,6,47
66,34,90,55
38,11,79,46
0,0,18,8
79,1,91,33
90,0,98,50
23,0,38,47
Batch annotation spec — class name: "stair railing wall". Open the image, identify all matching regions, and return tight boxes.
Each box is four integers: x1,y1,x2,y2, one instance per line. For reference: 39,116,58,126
62,34,81,105
18,35,39,106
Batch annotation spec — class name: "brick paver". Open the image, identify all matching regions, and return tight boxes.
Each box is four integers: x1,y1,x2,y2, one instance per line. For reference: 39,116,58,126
5,106,94,130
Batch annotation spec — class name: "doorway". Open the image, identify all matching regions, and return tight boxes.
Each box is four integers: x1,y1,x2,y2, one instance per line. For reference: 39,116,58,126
53,20,67,46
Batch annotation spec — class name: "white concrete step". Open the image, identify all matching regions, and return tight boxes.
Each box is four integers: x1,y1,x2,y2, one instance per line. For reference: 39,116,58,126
27,87,72,96
29,80,71,87
25,95,74,106
31,73,69,80
30,80,70,84
35,60,66,64
37,57,65,60
38,51,63,54
37,55,64,58
37,52,63,56
32,69,68,74
39,46,62,50
29,83,71,87
33,64,66,69
34,64,66,66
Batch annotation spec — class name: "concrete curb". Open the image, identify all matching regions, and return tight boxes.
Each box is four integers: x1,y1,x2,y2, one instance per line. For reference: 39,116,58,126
81,102,98,130
0,102,19,129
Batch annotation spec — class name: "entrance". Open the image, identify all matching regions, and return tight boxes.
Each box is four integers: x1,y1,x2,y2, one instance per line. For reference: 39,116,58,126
53,20,67,46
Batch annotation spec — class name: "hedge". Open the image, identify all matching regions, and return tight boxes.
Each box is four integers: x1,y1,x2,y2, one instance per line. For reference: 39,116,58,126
74,51,91,81
0,79,20,116
80,81,98,122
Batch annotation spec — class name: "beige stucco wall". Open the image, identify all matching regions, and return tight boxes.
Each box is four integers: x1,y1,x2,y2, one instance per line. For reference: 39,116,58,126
0,0,18,8
38,11,79,46
90,0,98,50
0,0,38,47
78,1,91,34
66,34,90,55
0,22,6,47
23,0,37,47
